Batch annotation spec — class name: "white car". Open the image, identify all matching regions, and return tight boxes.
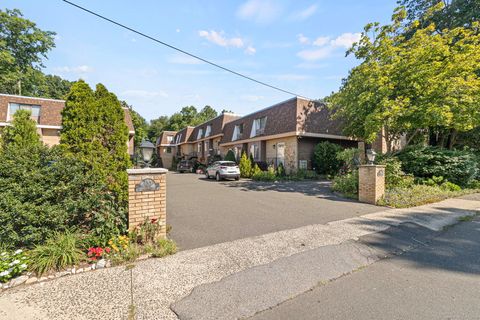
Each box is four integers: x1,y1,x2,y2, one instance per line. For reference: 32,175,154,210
205,161,240,181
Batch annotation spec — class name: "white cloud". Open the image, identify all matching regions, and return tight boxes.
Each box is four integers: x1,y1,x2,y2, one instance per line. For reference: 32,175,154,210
244,46,256,55
296,32,361,61
168,54,203,65
297,47,334,61
237,0,283,24
54,65,93,73
198,30,245,48
122,90,168,99
290,4,318,21
297,33,310,45
330,32,361,48
313,36,330,46
176,28,181,33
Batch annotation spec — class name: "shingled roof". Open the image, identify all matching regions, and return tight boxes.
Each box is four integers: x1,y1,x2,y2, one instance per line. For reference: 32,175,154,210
188,113,240,142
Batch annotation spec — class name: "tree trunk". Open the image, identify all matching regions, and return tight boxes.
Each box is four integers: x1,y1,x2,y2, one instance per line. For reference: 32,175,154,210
447,129,458,150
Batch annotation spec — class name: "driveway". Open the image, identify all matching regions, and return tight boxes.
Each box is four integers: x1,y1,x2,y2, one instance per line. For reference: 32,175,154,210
167,173,384,250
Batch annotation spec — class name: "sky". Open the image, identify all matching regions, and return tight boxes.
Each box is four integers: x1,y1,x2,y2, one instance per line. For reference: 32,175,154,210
2,0,398,121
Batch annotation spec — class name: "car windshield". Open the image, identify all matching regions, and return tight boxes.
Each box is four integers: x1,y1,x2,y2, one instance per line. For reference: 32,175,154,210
180,161,190,165
220,162,236,167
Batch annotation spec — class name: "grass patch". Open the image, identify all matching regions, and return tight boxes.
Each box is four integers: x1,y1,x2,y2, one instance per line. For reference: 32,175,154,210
378,184,479,208
458,214,478,222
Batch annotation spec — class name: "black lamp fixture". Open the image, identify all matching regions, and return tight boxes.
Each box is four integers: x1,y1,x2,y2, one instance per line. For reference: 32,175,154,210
139,139,155,167
366,149,377,165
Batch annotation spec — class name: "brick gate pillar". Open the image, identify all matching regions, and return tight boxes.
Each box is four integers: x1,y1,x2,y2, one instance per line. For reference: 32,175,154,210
358,165,385,205
127,168,168,238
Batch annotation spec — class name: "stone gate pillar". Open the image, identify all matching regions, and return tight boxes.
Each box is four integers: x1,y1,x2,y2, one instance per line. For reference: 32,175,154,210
358,165,385,205
127,168,168,238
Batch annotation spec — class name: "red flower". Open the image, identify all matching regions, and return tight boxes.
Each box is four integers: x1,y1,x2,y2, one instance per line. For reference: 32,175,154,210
105,247,111,253
151,218,158,224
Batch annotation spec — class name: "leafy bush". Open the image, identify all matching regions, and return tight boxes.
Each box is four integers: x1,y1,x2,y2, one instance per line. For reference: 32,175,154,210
378,184,474,208
336,148,360,173
252,166,277,181
376,156,414,189
0,144,126,248
331,170,359,198
397,146,479,186
239,152,253,178
28,232,85,275
0,249,29,283
224,149,236,162
313,142,343,175
440,181,462,191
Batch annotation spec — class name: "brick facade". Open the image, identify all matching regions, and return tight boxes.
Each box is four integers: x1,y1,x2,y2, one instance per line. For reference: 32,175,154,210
127,168,167,238
358,165,386,204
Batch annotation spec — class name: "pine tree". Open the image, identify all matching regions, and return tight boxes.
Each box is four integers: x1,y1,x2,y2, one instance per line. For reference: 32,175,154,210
0,109,41,149
60,80,130,206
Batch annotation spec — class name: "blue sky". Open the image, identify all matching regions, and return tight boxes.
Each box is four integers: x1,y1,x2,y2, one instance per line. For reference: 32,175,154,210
2,0,397,120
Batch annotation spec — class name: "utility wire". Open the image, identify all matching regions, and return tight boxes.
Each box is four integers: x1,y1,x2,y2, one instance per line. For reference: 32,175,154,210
61,0,311,99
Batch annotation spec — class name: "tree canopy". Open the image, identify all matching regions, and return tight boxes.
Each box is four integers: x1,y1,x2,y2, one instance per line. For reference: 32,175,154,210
329,5,480,151
60,81,131,205
0,109,41,149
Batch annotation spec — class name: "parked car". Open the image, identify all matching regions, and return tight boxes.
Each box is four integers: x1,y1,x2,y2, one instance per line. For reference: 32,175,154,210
205,161,240,181
177,160,194,173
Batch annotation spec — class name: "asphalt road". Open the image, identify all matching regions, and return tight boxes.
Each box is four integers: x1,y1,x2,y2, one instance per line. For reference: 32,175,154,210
250,216,480,320
166,172,384,250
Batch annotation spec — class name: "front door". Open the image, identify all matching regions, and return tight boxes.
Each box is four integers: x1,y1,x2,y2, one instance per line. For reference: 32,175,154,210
276,142,285,166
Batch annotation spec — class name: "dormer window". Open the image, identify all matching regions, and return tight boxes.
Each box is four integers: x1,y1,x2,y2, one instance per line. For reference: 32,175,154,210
197,128,203,140
205,125,212,137
233,124,243,141
251,116,267,137
167,135,174,143
175,134,182,144
8,103,41,123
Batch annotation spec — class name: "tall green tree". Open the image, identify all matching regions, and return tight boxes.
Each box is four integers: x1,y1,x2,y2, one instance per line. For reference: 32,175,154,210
195,105,218,125
121,101,148,146
0,9,55,95
399,0,480,32
148,115,169,140
0,109,41,149
330,5,480,151
61,80,130,205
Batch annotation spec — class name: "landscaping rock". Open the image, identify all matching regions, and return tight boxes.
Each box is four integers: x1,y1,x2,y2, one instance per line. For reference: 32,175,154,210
10,275,28,287
96,259,107,269
56,271,70,278
47,275,55,280
39,277,48,282
71,267,76,274
25,277,38,285
76,268,84,274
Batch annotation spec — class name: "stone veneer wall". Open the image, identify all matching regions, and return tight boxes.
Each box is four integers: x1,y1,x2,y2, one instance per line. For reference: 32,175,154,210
127,168,167,238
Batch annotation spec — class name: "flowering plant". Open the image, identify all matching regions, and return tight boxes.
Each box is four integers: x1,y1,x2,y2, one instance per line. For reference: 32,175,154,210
87,247,110,262
108,235,129,253
0,249,29,283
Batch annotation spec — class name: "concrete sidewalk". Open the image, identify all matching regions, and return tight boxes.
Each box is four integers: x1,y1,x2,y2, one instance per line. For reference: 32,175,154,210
0,197,479,320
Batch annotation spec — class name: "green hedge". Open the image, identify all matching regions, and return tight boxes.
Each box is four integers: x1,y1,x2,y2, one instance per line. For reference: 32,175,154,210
0,145,125,248
397,146,479,187
312,141,343,175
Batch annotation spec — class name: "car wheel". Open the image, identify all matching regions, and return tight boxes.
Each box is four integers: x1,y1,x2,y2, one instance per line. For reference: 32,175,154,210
216,172,221,181
235,176,240,181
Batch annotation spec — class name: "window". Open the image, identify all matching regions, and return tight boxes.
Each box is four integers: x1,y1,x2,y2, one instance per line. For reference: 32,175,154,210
197,128,204,140
299,160,308,170
167,135,174,143
205,140,210,154
233,124,244,141
251,116,267,137
197,142,202,154
166,147,172,153
8,103,41,123
175,134,182,144
205,125,212,137
250,143,260,161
